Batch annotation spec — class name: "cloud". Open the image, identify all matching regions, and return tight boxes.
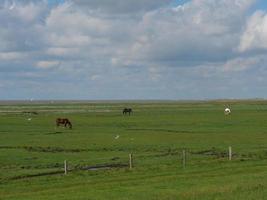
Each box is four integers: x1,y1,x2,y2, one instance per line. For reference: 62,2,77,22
222,55,266,72
0,52,27,61
71,0,173,13
1,0,267,99
36,61,60,69
239,10,267,52
111,0,256,67
46,47,80,57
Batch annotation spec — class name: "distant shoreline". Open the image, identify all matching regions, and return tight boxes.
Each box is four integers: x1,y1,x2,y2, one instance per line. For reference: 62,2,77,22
0,98,266,105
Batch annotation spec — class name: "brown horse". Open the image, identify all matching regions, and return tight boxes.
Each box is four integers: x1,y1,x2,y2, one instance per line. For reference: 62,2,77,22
56,118,72,129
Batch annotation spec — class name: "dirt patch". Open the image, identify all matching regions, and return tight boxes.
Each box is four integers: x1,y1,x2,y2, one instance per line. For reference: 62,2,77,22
22,111,38,115
0,146,88,153
78,163,128,171
7,170,64,181
192,148,231,158
46,131,63,135
127,128,195,134
2,163,128,183
25,146,87,153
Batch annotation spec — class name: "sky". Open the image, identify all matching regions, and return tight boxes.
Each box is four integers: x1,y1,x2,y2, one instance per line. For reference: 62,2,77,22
1,0,267,100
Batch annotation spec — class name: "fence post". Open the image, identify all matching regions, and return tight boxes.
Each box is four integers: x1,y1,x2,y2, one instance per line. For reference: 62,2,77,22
182,150,186,169
228,146,232,161
129,153,133,169
64,160,68,175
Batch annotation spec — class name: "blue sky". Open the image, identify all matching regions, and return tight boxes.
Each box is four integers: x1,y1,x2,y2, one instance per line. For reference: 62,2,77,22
47,0,65,6
254,0,267,9
1,0,267,100
36,0,267,11
171,0,267,8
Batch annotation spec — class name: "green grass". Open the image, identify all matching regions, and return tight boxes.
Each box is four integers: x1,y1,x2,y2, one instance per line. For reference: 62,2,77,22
1,100,267,199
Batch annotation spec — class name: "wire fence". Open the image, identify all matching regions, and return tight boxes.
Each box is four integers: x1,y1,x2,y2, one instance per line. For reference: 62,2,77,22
3,146,267,181
60,146,267,174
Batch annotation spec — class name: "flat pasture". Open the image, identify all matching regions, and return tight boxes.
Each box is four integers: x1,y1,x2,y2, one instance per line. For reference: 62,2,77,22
1,100,267,199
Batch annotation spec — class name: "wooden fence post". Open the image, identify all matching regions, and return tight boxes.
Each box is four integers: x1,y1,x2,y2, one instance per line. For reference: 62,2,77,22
64,160,68,175
182,150,186,169
228,146,232,161
129,154,133,169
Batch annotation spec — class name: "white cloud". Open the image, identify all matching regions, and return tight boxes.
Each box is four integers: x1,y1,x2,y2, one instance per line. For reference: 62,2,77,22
222,56,262,72
36,61,60,69
111,0,255,67
46,47,80,57
239,10,267,52
90,74,101,81
0,52,27,61
71,0,173,13
1,0,267,99
15,2,44,22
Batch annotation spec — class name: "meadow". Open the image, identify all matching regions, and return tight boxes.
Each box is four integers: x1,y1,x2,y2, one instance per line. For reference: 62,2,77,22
1,100,267,200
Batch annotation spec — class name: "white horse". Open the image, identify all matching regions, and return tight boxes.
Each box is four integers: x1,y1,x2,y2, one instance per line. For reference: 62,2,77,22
224,108,231,115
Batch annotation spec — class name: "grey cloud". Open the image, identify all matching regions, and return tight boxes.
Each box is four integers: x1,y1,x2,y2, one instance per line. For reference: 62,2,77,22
71,0,173,13
239,10,267,52
1,0,267,100
111,0,255,68
0,1,48,53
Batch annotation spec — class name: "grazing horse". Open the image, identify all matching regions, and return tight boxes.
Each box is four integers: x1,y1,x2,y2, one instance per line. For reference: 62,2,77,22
224,108,231,115
56,118,72,129
123,108,133,115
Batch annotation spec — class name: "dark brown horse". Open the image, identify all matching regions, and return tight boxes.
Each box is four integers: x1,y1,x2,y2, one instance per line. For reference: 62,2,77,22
56,118,72,129
122,108,133,115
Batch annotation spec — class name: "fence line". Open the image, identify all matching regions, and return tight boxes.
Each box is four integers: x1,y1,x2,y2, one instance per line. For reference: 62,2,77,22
7,146,267,182
64,160,68,175
182,150,186,169
229,146,232,161
60,146,239,175
129,153,133,169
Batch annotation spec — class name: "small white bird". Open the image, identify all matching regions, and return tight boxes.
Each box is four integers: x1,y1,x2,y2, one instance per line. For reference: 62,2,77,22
27,118,32,121
115,135,120,139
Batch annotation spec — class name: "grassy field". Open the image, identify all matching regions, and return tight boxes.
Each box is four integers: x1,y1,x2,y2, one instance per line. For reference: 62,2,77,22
1,100,267,199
